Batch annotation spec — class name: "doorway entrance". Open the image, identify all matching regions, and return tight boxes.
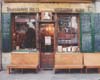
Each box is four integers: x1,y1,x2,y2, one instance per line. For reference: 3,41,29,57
39,23,55,69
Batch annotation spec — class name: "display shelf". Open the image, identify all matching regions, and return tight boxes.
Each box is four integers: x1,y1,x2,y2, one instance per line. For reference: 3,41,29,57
56,13,79,53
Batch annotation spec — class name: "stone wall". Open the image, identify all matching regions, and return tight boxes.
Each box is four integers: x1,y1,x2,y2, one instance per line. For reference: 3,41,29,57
2,53,11,70
95,0,100,13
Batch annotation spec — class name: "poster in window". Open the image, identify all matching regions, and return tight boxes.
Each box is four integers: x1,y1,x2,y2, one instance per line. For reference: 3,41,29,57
45,36,51,45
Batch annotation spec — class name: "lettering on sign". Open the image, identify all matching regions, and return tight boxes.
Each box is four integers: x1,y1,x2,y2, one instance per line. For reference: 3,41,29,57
7,7,39,12
55,8,84,13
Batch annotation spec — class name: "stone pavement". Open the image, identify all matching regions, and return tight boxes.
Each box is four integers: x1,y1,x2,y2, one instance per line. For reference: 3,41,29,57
0,70,100,80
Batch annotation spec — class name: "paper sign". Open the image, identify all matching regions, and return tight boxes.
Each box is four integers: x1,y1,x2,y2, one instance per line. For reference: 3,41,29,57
45,36,51,45
58,46,62,52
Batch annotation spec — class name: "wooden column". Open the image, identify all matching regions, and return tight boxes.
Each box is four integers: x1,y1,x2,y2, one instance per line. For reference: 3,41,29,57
77,14,81,52
36,12,39,50
54,13,58,52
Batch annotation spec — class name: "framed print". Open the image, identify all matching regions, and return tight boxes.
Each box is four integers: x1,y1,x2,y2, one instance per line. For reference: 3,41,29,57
41,11,52,20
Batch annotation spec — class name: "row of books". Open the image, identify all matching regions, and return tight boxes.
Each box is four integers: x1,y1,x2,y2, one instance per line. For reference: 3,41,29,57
57,46,79,52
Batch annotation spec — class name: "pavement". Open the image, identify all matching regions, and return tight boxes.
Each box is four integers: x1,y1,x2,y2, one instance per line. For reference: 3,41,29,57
0,70,100,80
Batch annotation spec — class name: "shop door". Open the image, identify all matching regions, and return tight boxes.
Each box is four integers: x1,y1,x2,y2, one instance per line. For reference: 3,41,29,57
39,23,55,69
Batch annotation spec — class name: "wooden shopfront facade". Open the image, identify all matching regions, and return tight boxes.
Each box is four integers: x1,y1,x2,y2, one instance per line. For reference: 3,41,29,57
1,0,95,70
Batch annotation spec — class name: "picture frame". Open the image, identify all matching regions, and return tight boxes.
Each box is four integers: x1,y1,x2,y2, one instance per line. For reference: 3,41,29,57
41,11,52,20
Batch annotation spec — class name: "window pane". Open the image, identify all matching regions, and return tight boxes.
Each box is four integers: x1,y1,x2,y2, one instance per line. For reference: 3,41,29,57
95,33,100,51
12,14,36,50
80,14,91,33
71,33,78,46
81,33,92,52
58,15,71,28
2,38,11,52
2,13,11,52
94,14,100,33
57,14,79,52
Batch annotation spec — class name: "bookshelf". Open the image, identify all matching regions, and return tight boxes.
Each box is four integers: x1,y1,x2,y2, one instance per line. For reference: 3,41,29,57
56,13,80,53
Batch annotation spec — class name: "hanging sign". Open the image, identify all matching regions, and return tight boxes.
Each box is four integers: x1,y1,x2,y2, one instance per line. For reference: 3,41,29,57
45,36,51,45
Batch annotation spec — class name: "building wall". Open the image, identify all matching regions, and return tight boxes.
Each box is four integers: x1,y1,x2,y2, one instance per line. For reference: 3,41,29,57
0,0,2,70
2,53,11,70
95,0,100,13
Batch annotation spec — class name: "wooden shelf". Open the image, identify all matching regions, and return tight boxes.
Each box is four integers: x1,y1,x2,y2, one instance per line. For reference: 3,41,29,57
38,20,56,23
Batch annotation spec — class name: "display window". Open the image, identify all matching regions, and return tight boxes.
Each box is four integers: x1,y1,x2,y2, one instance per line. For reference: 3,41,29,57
12,13,37,50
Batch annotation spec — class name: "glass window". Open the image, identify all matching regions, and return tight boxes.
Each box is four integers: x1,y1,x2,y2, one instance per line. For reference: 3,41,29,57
80,13,93,52
94,33,100,51
94,14,100,52
57,14,79,52
80,14,91,33
12,14,36,50
2,13,11,52
81,33,92,52
94,14,100,33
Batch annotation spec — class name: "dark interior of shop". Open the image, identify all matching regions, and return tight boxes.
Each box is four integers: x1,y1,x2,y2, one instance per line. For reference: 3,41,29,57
12,13,36,50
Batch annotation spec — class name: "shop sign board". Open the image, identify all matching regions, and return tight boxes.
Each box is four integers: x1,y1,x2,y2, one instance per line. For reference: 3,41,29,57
4,0,92,3
2,3,93,13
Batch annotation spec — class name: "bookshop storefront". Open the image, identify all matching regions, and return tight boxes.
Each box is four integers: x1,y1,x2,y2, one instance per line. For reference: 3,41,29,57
2,1,94,70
